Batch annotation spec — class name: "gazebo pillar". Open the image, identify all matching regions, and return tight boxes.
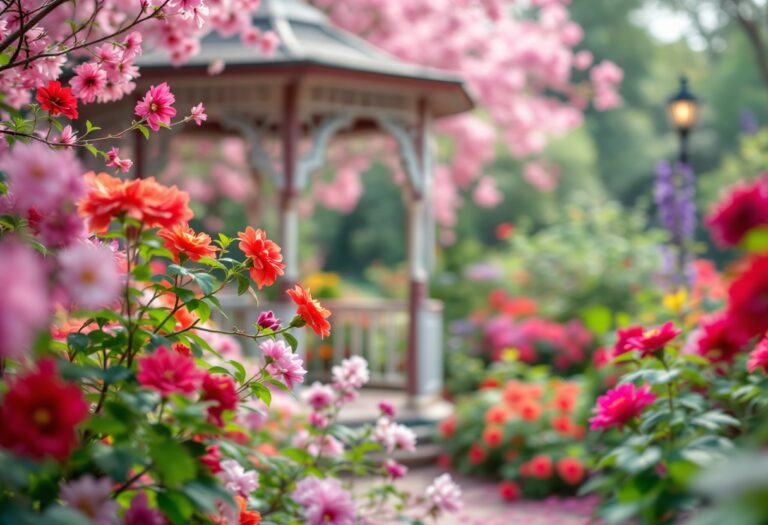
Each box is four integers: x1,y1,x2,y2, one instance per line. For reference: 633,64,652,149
405,98,435,403
279,81,301,290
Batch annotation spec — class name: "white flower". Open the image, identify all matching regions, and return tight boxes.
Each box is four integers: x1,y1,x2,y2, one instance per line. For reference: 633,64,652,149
372,417,417,454
426,473,462,514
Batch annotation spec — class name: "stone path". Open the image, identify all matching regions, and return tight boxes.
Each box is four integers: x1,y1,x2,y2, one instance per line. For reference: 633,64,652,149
398,467,599,525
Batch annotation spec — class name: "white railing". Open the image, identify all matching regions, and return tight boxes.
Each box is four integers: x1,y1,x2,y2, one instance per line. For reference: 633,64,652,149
214,295,443,393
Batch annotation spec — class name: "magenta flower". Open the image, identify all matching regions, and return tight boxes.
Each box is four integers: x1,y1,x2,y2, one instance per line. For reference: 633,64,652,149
106,147,133,173
135,82,177,131
69,62,107,103
124,492,165,525
136,346,204,396
257,310,281,331
383,458,408,480
748,338,768,374
332,355,370,391
627,321,681,358
302,381,334,410
260,339,306,388
190,102,207,126
293,476,355,525
589,383,656,431
378,401,395,417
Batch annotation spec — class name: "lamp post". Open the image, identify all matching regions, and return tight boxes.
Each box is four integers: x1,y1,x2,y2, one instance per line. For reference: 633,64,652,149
666,76,700,165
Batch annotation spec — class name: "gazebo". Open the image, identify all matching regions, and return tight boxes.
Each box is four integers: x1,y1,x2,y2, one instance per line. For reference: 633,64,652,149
84,0,473,405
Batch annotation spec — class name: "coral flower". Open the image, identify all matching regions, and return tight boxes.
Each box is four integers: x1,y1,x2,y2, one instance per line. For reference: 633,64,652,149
79,172,193,233
136,346,204,396
237,227,285,288
627,321,681,357
556,457,585,485
482,426,504,448
747,338,768,374
485,405,508,425
135,82,177,131
201,373,239,427
36,80,78,119
528,454,553,479
235,496,261,525
518,400,542,422
0,359,88,460
706,177,768,247
159,223,217,262
498,480,520,502
439,416,457,438
287,284,331,338
589,383,656,431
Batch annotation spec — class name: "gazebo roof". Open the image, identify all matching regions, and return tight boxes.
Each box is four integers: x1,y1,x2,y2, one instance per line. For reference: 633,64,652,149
137,0,473,117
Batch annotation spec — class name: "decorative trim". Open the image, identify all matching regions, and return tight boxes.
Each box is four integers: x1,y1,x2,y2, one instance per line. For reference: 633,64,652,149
296,114,355,189
220,114,282,189
374,116,423,193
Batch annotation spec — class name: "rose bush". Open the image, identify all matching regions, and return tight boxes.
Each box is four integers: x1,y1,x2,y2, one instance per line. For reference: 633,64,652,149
438,359,592,501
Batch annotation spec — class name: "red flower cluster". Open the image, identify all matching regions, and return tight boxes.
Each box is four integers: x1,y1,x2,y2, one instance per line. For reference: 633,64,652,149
237,227,285,289
136,346,204,396
725,256,768,339
79,172,192,233
0,359,88,460
36,81,79,119
706,176,768,247
693,313,749,365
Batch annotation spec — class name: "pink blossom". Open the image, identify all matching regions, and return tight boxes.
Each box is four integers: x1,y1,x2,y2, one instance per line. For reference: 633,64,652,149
292,477,356,525
332,355,370,393
218,459,260,496
190,102,207,125
383,458,408,479
574,50,593,70
58,125,78,145
260,339,306,388
308,411,329,428
0,142,84,214
260,30,279,54
60,476,120,525
378,401,395,417
426,474,463,514
748,338,768,374
69,62,107,103
473,176,503,208
135,82,177,131
373,417,417,454
208,59,226,75
589,383,656,431
302,381,335,410
106,147,133,173
124,492,165,525
58,241,122,310
0,240,49,359
293,430,344,457
524,161,560,192
28,208,87,248
136,346,204,396
591,60,624,111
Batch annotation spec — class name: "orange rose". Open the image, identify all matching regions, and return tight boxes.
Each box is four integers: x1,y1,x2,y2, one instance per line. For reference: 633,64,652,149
159,223,217,262
287,284,331,338
79,172,192,232
237,227,284,289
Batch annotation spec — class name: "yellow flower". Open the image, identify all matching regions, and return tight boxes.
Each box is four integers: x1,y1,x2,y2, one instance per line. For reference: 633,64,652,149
663,288,688,314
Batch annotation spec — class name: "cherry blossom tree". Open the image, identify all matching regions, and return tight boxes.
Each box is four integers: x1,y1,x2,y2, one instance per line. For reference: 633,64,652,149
306,0,623,235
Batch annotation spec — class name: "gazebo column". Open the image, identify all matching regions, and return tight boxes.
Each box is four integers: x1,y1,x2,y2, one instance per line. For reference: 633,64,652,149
279,81,301,290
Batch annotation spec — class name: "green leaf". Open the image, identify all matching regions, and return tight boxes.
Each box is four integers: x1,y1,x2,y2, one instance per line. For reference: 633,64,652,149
192,272,217,295
236,274,250,295
137,124,150,140
741,227,768,253
283,332,298,352
182,480,234,514
228,360,247,384
250,382,272,406
84,143,99,158
207,366,231,376
41,506,92,525
92,444,145,482
67,332,90,354
581,305,612,334
157,491,194,525
149,440,197,487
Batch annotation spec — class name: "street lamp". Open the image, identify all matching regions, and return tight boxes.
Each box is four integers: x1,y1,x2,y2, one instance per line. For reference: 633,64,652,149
667,76,700,165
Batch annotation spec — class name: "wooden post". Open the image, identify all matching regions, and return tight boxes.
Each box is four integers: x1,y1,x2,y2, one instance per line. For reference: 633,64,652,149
405,98,430,401
279,81,300,292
